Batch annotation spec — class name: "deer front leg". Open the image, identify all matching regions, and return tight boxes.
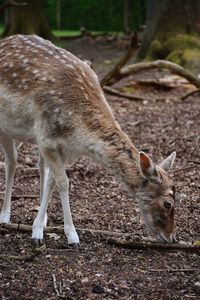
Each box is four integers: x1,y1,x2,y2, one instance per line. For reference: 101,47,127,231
36,146,79,245
38,152,55,227
32,168,55,243
0,134,17,223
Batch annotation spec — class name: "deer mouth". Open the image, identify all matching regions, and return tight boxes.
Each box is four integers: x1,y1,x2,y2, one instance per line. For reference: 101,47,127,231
157,232,177,244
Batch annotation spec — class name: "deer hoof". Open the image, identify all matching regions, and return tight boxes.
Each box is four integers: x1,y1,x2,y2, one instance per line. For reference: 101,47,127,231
31,238,44,247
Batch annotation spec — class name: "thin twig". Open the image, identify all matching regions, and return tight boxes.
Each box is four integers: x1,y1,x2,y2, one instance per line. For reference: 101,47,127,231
0,244,45,262
103,86,147,101
171,165,199,173
188,160,200,164
17,142,24,150
52,274,61,297
52,274,69,299
145,268,200,273
181,89,200,100
11,194,39,199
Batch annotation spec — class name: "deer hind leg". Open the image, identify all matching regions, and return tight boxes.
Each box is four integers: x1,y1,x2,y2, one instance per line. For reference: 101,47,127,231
33,145,79,245
0,132,17,223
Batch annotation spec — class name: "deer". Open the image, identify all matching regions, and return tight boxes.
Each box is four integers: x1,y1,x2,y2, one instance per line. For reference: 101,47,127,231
0,34,177,246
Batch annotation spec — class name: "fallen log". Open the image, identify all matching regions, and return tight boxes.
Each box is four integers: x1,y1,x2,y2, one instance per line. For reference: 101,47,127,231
107,237,200,253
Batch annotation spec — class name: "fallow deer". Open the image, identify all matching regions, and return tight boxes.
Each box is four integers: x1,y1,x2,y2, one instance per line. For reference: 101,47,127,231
0,35,176,245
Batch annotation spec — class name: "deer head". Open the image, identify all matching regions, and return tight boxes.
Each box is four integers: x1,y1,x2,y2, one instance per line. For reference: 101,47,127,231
136,151,176,243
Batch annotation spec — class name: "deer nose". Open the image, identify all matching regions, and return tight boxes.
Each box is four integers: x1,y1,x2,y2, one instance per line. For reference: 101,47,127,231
158,232,176,244
171,233,177,243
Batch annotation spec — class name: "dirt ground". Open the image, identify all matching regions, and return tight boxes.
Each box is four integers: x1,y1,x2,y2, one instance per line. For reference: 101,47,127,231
0,36,199,300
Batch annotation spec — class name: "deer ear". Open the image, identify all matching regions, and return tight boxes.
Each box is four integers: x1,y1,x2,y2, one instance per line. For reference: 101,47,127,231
139,151,156,178
159,151,176,172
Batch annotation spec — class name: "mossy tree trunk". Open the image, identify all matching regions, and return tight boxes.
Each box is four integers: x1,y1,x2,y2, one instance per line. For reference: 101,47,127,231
138,0,200,73
2,0,56,41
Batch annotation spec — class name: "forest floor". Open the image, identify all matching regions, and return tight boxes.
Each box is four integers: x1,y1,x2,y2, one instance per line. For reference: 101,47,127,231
0,36,199,300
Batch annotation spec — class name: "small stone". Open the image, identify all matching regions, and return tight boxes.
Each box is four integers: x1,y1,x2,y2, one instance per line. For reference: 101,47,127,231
194,282,200,287
25,157,32,165
92,285,105,294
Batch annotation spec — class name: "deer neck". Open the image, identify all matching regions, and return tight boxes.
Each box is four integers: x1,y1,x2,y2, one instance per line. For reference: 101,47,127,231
85,129,143,192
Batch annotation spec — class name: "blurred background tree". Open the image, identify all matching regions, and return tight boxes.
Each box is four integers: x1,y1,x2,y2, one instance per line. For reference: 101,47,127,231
138,0,200,73
47,0,145,32
0,0,146,40
2,0,55,40
0,0,200,72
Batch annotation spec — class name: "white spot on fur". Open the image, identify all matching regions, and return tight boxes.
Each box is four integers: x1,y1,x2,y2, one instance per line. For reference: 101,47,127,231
49,90,56,95
76,77,83,83
12,73,17,78
66,64,75,70
81,70,86,77
54,108,61,114
32,70,39,74
49,78,56,83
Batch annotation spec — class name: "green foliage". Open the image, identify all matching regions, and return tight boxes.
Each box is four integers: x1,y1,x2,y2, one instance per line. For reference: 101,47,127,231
47,0,145,31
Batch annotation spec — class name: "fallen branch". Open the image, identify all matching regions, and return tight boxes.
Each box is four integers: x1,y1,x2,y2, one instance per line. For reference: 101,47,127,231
119,60,200,88
0,222,143,239
107,238,200,253
103,86,147,101
101,33,139,86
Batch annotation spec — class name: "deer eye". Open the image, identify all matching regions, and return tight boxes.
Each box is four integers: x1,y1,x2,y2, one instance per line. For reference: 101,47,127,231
164,201,172,210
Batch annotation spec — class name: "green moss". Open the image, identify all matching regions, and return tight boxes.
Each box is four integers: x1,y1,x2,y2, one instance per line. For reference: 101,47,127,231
146,39,163,60
182,48,200,73
166,50,183,65
148,34,200,59
146,34,200,72
121,86,136,94
165,48,200,73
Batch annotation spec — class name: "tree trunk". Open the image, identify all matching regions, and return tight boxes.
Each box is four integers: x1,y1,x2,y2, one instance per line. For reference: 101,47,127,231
2,0,56,41
56,0,61,30
138,0,200,73
123,0,129,33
